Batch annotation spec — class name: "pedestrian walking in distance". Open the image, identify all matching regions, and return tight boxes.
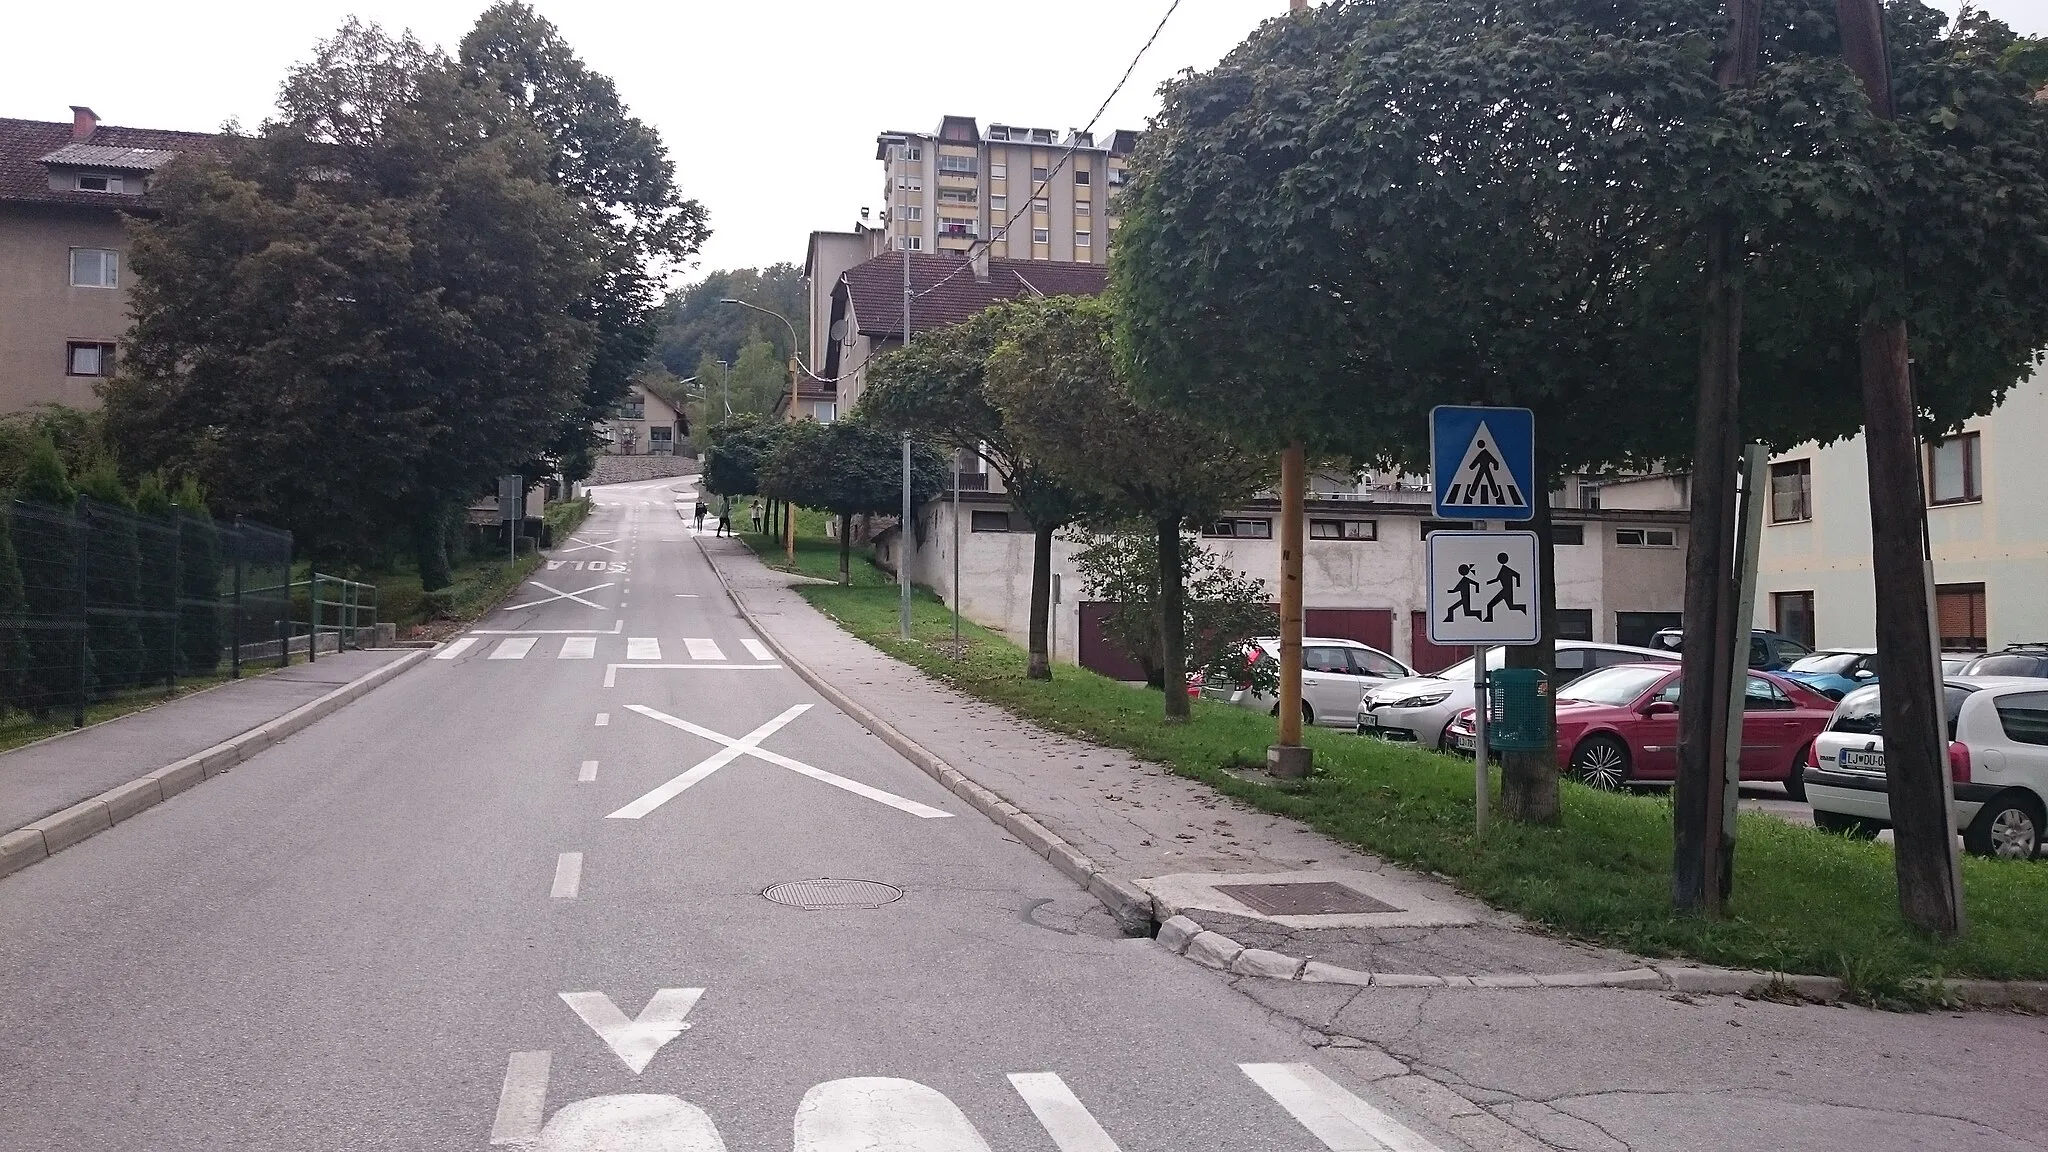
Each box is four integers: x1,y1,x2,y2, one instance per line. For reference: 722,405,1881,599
693,501,707,531
749,499,763,535
716,496,732,538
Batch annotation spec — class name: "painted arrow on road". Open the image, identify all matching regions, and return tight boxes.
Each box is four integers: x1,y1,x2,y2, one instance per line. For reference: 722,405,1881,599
558,988,703,1074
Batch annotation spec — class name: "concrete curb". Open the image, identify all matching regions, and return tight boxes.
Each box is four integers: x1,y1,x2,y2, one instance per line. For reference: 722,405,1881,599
695,537,1156,937
0,648,434,881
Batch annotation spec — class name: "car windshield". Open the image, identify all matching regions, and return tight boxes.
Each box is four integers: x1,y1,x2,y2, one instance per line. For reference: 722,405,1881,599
1831,683,1974,734
1788,652,1861,675
1557,665,1671,706
1964,655,2045,677
1437,648,1508,680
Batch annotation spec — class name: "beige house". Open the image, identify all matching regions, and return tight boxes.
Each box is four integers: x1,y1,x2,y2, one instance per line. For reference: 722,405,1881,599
0,108,214,414
600,382,684,456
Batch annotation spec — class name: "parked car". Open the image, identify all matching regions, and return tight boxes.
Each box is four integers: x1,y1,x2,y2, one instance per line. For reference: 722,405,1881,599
1807,676,2048,858
1201,637,1414,728
1440,663,1835,797
1781,648,1879,700
1961,643,2048,680
1648,627,1814,671
1942,653,1981,676
1356,641,1677,752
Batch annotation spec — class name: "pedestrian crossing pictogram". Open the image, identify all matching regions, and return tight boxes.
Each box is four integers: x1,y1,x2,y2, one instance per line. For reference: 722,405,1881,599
1429,405,1536,522
1439,422,1525,510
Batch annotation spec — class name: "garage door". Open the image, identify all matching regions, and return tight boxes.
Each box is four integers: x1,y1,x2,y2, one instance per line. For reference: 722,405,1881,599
1305,608,1394,654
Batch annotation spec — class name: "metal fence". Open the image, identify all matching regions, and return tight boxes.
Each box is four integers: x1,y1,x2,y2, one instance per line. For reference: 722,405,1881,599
0,498,371,728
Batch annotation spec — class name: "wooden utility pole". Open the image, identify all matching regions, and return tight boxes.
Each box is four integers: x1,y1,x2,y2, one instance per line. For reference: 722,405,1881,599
1831,0,1964,937
1268,0,1313,778
1673,0,1761,916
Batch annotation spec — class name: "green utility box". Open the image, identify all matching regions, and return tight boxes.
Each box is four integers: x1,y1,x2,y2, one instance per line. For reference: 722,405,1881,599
1487,668,1552,753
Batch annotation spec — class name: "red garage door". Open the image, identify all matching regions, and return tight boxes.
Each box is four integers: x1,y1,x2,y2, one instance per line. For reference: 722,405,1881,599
1305,608,1394,654
1078,602,1149,682
1409,610,1468,675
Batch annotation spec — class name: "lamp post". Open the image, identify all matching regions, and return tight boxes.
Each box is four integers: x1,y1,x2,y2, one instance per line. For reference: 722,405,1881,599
718,359,732,418
719,297,803,564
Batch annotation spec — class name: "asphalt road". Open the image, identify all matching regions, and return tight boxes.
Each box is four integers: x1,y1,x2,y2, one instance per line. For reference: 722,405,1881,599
0,477,1464,1151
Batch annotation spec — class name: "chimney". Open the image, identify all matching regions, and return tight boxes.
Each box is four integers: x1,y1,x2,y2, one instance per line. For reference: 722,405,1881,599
70,106,98,141
970,245,990,284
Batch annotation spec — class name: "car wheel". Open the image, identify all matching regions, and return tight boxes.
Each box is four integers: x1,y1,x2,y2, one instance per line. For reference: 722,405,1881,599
1813,810,1881,839
1963,793,2045,860
1569,736,1631,791
1783,747,1809,803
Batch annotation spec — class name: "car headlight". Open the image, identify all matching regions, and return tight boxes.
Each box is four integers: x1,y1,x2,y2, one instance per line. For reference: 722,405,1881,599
1388,690,1453,709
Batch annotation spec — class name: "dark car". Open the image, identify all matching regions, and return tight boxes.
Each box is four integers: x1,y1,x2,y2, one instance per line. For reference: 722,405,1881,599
1648,627,1813,672
1961,644,2048,680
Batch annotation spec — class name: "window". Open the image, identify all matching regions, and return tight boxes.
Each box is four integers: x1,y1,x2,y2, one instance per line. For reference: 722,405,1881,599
1615,527,1677,547
1075,202,1090,216
1075,231,1091,247
1769,459,1812,522
1308,519,1376,540
1032,228,1049,244
70,248,118,288
989,127,1011,142
1075,169,1091,185
1555,609,1594,642
1303,646,1351,674
1772,591,1816,649
897,175,922,190
1995,692,2048,747
1744,675,1794,710
990,226,1007,242
1032,166,1049,183
938,188,976,204
897,236,922,251
75,173,125,193
648,426,673,455
1107,167,1128,186
990,195,1006,212
1615,611,1683,649
990,163,1007,180
614,397,645,419
1418,519,1470,539
1032,197,1048,210
1580,487,1601,510
937,154,977,174
1936,582,1988,651
1032,129,1055,144
900,205,922,221
1205,518,1272,539
899,144,922,161
970,510,1011,533
1928,433,1981,504
938,218,976,237
65,341,116,377
1551,523,1585,546
815,403,836,423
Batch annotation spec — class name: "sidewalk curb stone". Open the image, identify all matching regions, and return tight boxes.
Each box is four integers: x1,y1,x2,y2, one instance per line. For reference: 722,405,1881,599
0,648,432,881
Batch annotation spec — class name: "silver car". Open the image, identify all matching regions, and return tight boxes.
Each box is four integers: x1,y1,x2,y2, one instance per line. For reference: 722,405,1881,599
1201,637,1414,728
1356,640,1679,752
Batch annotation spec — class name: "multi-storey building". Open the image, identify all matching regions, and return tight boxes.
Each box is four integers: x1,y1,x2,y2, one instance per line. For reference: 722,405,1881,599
0,107,214,414
874,116,1138,265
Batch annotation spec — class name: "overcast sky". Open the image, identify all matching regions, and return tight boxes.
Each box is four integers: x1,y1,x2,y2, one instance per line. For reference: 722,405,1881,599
7,0,2045,281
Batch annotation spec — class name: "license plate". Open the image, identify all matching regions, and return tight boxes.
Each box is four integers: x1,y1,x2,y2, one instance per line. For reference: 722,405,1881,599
1453,735,1475,752
1838,748,1885,772
1358,714,1381,733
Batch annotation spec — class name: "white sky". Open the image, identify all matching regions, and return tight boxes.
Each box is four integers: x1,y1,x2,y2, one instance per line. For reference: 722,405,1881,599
6,0,2045,277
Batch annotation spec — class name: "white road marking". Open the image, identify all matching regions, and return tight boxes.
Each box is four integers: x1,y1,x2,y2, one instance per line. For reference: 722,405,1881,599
579,759,599,782
741,638,775,661
595,712,610,727
473,622,623,635
434,637,479,660
602,663,779,687
558,988,703,1074
488,1050,551,1146
685,638,725,661
628,637,662,661
1009,1073,1124,1151
1241,1062,1444,1152
534,1095,727,1152
794,1078,994,1152
503,581,614,612
559,636,596,659
490,637,539,660
675,594,699,598
557,537,621,554
551,852,583,898
607,706,810,819
618,705,952,819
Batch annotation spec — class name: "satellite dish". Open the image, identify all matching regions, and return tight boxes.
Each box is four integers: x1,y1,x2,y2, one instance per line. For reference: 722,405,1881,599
829,319,848,341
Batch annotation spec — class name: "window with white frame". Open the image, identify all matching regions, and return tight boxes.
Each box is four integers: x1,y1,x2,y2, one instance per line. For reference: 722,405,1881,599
1309,519,1376,540
990,195,1006,212
1075,168,1091,185
1074,202,1089,216
897,236,922,251
1032,197,1048,210
1075,231,1091,247
990,163,1007,180
1031,228,1049,244
897,175,921,190
1928,433,1982,505
1615,527,1678,547
990,226,1007,242
899,144,922,161
938,218,976,237
937,154,977,174
69,248,118,288
900,205,922,221
1031,166,1049,183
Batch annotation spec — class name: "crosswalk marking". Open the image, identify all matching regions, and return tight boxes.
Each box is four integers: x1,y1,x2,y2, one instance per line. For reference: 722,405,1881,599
559,636,596,659
742,638,775,661
489,637,538,660
685,637,725,661
435,637,479,660
1241,1063,1444,1152
1009,1073,1124,1151
628,637,662,661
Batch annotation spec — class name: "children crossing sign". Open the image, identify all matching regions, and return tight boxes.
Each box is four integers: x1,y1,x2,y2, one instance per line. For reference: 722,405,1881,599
1430,406,1536,521
1427,530,1542,644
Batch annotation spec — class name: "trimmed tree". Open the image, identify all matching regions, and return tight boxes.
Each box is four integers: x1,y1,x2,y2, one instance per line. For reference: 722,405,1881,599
758,418,947,586
1070,526,1278,692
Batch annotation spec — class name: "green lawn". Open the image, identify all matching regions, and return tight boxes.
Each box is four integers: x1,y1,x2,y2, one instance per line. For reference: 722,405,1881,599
767,546,2048,998
736,513,895,588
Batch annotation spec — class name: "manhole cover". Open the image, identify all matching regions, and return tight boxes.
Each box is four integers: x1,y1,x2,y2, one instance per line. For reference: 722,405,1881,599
762,879,904,910
1214,881,1400,916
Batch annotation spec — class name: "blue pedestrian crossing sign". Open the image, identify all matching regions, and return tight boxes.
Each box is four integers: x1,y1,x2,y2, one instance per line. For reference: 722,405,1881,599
1431,406,1536,521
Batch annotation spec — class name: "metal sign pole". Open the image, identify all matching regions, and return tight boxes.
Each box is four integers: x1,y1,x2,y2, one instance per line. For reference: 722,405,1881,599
899,432,913,640
1474,643,1489,834
951,450,962,647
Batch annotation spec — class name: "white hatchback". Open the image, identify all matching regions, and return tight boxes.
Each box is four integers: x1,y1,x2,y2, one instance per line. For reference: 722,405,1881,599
1356,641,1678,752
1807,676,2048,859
1200,637,1414,728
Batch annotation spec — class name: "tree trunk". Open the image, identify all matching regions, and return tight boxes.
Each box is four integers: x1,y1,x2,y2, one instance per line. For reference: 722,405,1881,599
838,512,852,585
412,498,453,593
1158,517,1189,722
1501,463,1560,824
1027,523,1055,680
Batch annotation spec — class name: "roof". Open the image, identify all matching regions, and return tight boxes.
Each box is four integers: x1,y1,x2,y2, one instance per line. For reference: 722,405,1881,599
839,252,1108,339
0,117,217,209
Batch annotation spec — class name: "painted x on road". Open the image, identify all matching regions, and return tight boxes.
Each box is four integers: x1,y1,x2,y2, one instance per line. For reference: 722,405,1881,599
556,537,622,555
504,582,615,612
607,704,953,821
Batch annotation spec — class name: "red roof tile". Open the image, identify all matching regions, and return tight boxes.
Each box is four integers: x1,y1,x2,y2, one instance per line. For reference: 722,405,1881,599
841,252,1108,339
0,117,218,210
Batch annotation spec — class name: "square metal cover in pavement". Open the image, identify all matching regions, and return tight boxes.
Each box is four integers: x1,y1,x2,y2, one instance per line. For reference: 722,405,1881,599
1214,881,1400,917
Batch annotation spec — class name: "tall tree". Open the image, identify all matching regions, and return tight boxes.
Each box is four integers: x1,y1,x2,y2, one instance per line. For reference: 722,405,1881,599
758,418,946,585
986,297,1268,720
654,266,810,377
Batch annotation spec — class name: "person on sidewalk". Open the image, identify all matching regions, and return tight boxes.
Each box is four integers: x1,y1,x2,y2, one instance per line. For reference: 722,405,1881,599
716,496,733,537
693,501,707,531
749,499,763,535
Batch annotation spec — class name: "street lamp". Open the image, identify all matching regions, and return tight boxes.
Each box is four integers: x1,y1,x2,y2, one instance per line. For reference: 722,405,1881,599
719,297,802,564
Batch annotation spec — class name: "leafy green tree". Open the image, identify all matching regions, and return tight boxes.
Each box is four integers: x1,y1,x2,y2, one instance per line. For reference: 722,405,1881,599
14,438,79,719
701,416,786,500
1071,527,1278,693
862,300,1094,680
174,476,222,677
759,418,946,585
0,407,107,490
985,297,1268,720
654,266,809,377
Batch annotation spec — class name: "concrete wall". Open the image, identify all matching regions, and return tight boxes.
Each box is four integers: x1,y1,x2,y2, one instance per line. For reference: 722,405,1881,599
1756,370,2048,650
0,204,130,413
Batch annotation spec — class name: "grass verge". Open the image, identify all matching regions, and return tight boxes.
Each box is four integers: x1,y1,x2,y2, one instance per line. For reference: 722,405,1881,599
780,570,2048,992
736,513,894,588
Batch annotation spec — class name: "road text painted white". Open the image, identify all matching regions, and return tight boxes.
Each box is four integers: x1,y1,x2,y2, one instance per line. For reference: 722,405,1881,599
435,637,480,660
595,712,610,727
551,852,583,899
579,760,599,783
1241,1063,1443,1152
741,638,775,661
627,637,662,661
488,1050,551,1146
1009,1073,1124,1152
684,638,725,661
534,1095,727,1152
616,705,951,819
559,636,596,660
558,988,703,1074
794,1078,994,1152
602,663,779,687
490,637,539,660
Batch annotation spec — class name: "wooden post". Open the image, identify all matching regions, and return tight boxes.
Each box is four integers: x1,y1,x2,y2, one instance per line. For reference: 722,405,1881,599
1268,442,1311,777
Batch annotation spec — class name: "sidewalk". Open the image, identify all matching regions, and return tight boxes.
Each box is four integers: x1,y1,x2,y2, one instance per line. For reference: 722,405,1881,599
0,650,411,834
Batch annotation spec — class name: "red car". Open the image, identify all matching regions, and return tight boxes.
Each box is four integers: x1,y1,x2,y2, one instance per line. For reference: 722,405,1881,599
1442,663,1836,798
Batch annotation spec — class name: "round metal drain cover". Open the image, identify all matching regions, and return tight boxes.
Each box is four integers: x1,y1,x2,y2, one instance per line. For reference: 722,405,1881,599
762,879,903,910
